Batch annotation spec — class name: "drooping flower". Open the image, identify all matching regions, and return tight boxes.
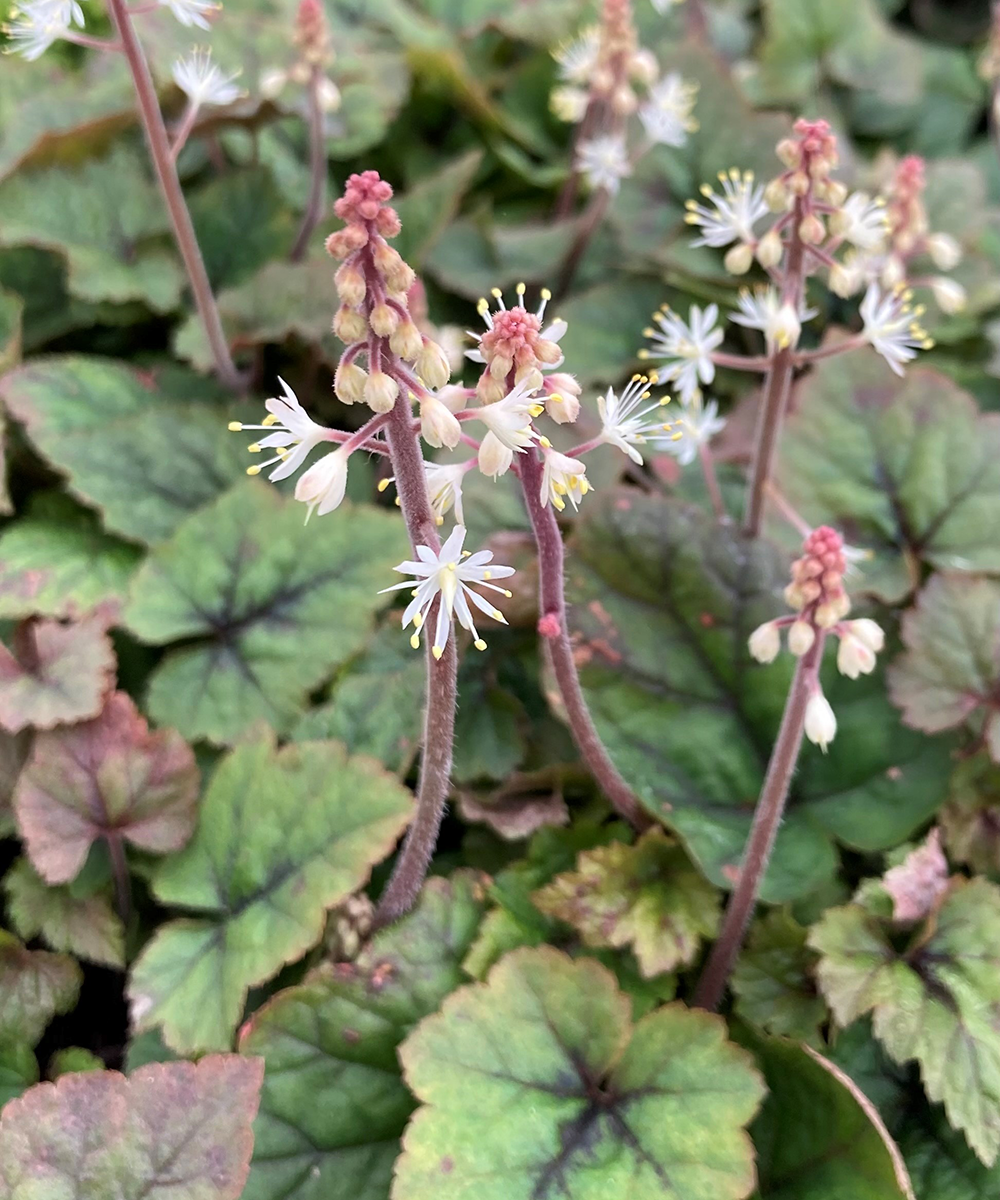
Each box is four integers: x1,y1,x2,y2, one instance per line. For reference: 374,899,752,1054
859,282,932,376
665,397,725,466
835,618,885,679
805,690,837,753
159,0,220,29
748,622,781,664
597,373,677,464
5,0,82,60
172,48,242,109
551,85,590,123
731,286,815,352
380,525,515,657
642,303,723,403
229,377,331,480
419,395,462,449
474,380,543,462
830,192,888,252
540,448,590,512
576,133,632,195
294,448,349,520
684,169,768,249
638,72,697,146
424,461,470,527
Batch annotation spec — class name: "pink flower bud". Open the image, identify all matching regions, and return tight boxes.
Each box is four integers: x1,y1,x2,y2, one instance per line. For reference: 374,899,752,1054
326,225,368,259
334,263,366,308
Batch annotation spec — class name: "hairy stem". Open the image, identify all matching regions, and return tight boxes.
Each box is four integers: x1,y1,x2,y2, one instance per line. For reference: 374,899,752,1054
374,397,458,927
518,449,650,830
290,64,327,262
107,0,243,391
692,633,823,1011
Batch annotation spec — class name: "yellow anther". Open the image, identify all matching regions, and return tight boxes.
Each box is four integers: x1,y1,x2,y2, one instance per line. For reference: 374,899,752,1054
410,632,421,649
701,183,714,196
377,478,391,492
539,436,551,449
276,447,289,458
502,589,512,598
552,495,565,511
637,349,650,359
579,480,590,495
648,371,659,384
474,638,487,651
671,431,684,441
413,613,423,628
643,327,655,337
432,645,444,660
435,516,444,525
540,288,552,301
412,588,419,597
529,404,544,417
477,297,489,314
659,397,670,406
248,443,262,453
228,421,243,432
516,282,526,296
461,550,472,557
446,561,456,571
550,393,563,404
395,497,401,507
262,413,280,426
246,465,262,476
491,287,503,299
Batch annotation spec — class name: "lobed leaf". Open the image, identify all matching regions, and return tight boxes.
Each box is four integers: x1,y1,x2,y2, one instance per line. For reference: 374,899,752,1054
0,930,81,1047
731,910,826,1046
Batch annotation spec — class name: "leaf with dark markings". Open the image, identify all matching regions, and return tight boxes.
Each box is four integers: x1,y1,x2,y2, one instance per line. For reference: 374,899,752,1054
732,910,826,1046
0,356,248,544
128,734,413,1054
0,1055,263,1199
0,930,81,1047
239,872,488,1200
124,481,408,744
394,946,765,1200
13,691,198,886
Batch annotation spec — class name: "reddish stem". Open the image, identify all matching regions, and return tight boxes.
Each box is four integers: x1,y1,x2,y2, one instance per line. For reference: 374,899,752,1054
290,63,327,262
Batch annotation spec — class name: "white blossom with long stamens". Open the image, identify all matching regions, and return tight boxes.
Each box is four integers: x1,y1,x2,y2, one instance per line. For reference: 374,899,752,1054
597,374,678,464
473,379,544,477
638,73,698,147
159,0,219,28
831,192,888,252
229,377,332,480
424,461,470,527
552,26,600,83
685,169,768,248
731,286,816,352
380,526,515,659
576,133,631,195
643,303,723,403
859,282,933,376
665,398,726,466
540,448,590,512
172,48,242,109
5,0,82,60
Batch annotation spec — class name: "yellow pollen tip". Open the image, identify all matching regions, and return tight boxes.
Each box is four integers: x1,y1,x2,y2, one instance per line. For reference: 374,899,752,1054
410,633,420,649
550,393,563,403
474,638,487,651
446,561,456,571
539,436,551,448
248,443,262,453
394,497,401,507
637,349,650,359
228,421,243,432
413,613,423,628
643,327,655,337
516,282,526,295
377,478,391,492
477,298,488,314
246,465,262,476
503,589,512,598
490,287,502,299
262,414,279,426
552,496,565,511
540,288,552,300
529,404,544,417
461,550,472,557
432,645,444,660
671,432,683,441
276,448,289,458
435,516,444,525
648,371,659,383
659,397,669,406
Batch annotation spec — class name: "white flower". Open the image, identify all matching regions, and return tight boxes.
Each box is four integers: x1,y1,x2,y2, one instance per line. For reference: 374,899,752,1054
649,0,681,10
929,277,966,315
230,377,330,481
748,622,780,664
836,617,884,679
597,374,676,464
380,525,515,658
553,26,600,83
540,449,590,512
576,134,631,195
805,690,837,752
731,286,815,352
638,73,697,147
830,193,888,252
424,461,469,527
847,618,885,654
859,283,932,376
159,0,219,29
644,303,723,403
685,169,767,249
926,232,962,271
666,397,725,466
5,0,81,60
474,381,542,460
419,396,462,449
294,448,349,521
172,48,242,109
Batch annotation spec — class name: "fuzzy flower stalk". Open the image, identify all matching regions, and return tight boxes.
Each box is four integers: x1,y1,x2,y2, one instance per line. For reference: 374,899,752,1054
693,525,884,1011
551,0,697,292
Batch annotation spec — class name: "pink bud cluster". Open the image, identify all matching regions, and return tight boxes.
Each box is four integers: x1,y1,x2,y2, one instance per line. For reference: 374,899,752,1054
784,525,850,632
590,0,656,116
477,301,562,403
327,171,451,413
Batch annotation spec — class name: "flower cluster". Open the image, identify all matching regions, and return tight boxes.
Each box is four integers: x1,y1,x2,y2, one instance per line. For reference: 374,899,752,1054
260,0,341,115
4,0,220,58
552,0,697,195
748,526,885,752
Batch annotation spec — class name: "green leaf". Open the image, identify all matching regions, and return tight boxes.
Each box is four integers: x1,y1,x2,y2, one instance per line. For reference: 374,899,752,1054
888,574,1000,759
14,691,198,885
0,493,142,621
0,356,248,544
532,828,721,978
128,734,413,1054
3,858,125,969
0,930,81,1047
775,355,1000,603
898,1108,1000,1200
0,1055,263,1198
395,946,765,1199
48,1047,105,1078
424,217,579,302
0,145,183,311
0,286,21,377
0,1042,38,1111
238,872,488,1200
748,1034,915,1199
393,150,483,270
731,910,826,1045
810,877,1000,1166
566,490,951,901
0,613,116,734
189,166,298,290
452,674,527,784
124,482,408,744
940,754,1000,873
291,634,425,775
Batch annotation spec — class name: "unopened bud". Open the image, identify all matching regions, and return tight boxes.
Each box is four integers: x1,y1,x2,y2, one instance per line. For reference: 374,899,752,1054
828,261,861,298
375,207,401,238
478,430,514,479
756,229,783,269
333,305,368,343
326,225,368,259
545,391,580,424
927,232,962,271
369,303,400,338
317,76,341,113
724,242,755,275
364,370,399,413
788,619,815,657
789,170,810,197
435,384,467,413
545,371,581,398
822,179,848,207
805,690,837,752
389,320,423,361
420,396,462,449
415,339,451,388
880,255,906,289
748,621,781,664
334,361,367,405
776,138,800,169
929,277,966,314
477,374,506,405
837,632,876,679
611,83,638,116
764,178,791,212
334,263,365,307
630,48,658,85
848,619,885,653
799,213,825,244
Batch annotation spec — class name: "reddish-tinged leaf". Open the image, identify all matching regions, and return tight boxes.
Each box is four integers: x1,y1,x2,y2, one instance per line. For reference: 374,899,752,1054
0,930,81,1047
14,691,198,885
0,613,115,733
0,1054,264,1199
